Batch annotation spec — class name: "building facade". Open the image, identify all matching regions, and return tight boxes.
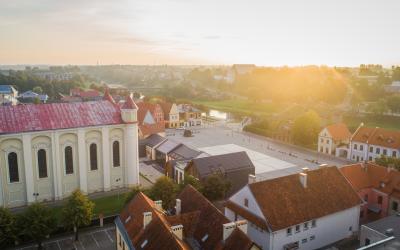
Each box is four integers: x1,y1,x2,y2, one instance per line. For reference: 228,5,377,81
318,123,351,156
0,94,140,208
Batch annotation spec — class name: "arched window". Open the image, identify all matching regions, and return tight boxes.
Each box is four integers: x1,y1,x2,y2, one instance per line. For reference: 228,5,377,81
8,152,19,183
65,146,74,174
90,143,98,171
37,149,48,178
113,141,120,167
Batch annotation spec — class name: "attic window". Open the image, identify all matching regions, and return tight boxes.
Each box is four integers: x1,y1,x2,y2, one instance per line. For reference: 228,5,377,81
125,216,131,224
201,234,209,242
141,239,148,248
244,198,249,207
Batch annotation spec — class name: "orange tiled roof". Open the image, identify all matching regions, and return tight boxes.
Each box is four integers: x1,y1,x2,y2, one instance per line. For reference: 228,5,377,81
352,127,400,148
340,162,400,196
325,123,351,140
246,167,362,231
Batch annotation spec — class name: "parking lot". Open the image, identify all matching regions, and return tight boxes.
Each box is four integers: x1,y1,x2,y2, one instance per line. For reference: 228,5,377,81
15,226,116,250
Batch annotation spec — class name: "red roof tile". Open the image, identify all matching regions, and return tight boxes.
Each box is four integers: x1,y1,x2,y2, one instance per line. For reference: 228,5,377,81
121,95,138,110
325,123,351,140
0,100,123,134
352,127,400,148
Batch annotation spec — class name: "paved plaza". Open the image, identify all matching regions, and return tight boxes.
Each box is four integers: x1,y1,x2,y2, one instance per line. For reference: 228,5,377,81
15,225,116,250
166,124,352,176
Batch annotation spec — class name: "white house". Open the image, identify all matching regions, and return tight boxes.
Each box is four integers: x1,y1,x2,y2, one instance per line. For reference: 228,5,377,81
19,90,49,103
0,91,140,208
318,123,351,157
225,167,362,250
349,124,400,162
0,85,18,105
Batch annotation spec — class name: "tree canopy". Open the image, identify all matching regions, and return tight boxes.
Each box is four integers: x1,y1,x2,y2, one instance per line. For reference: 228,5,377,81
148,176,178,209
0,207,18,248
292,110,321,147
201,174,231,201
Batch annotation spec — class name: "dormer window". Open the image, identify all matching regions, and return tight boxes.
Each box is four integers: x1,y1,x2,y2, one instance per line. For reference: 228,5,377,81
244,198,249,207
287,227,292,236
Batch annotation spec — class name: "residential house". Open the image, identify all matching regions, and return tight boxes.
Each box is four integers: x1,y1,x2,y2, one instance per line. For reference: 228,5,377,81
177,104,202,127
340,162,400,223
115,185,259,250
154,139,182,164
136,102,165,139
359,214,400,249
141,134,167,160
18,90,48,103
169,152,255,196
69,87,102,101
349,124,400,162
318,123,351,157
159,102,180,128
0,85,18,105
225,166,362,250
0,91,140,208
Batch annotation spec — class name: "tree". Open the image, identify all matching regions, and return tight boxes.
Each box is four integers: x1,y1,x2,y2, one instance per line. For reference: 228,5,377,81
62,190,95,241
292,110,321,147
32,86,43,94
149,177,178,209
19,203,57,250
201,174,231,201
375,155,400,171
124,186,147,205
387,95,400,113
366,99,388,115
0,207,18,248
178,174,202,192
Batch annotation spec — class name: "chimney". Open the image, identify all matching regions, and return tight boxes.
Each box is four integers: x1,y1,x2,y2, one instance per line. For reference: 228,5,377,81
223,222,237,241
248,174,257,184
175,199,181,215
155,200,163,211
302,167,309,173
299,173,307,188
143,212,152,229
235,220,248,234
171,225,183,240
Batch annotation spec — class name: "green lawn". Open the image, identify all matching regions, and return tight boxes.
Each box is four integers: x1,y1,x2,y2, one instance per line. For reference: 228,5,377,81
343,114,400,132
193,99,279,117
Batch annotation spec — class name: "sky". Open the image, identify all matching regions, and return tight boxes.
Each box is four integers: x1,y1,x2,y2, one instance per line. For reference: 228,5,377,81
0,0,399,66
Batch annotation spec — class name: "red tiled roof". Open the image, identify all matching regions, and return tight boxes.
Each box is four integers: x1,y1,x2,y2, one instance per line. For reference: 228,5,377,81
158,102,173,120
340,162,400,195
139,123,165,138
352,127,400,148
71,88,101,98
103,88,115,103
0,100,123,134
121,95,138,110
325,123,351,140
246,167,362,231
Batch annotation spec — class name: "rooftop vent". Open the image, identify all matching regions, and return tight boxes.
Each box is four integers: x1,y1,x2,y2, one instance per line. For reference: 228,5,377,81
154,200,163,211
171,224,183,240
248,174,257,184
385,228,394,236
143,212,152,229
299,173,307,188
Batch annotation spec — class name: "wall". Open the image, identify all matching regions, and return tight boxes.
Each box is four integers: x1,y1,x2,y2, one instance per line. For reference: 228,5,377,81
359,225,387,247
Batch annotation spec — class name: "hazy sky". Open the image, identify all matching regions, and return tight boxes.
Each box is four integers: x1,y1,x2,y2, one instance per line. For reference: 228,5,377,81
0,0,399,66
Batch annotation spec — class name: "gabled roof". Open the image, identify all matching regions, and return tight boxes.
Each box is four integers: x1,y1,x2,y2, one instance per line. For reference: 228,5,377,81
70,88,101,98
143,134,167,148
121,95,138,110
340,162,400,198
190,151,254,177
324,123,351,140
352,126,400,148
244,166,362,231
140,123,165,138
158,102,173,119
0,100,123,134
156,139,181,154
0,85,17,94
169,144,202,161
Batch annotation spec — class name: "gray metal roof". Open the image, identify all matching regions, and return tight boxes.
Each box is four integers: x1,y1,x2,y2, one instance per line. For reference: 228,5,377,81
364,214,400,239
156,139,181,154
0,85,16,94
169,144,202,160
191,151,255,177
143,134,167,148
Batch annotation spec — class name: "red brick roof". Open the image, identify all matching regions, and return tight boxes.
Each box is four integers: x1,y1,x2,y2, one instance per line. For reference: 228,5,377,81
0,100,123,134
340,162,400,197
352,126,400,148
158,102,173,120
121,95,138,110
70,88,101,98
243,167,362,231
325,123,351,140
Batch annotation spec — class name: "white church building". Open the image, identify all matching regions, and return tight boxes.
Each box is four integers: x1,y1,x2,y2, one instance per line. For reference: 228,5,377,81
0,91,140,208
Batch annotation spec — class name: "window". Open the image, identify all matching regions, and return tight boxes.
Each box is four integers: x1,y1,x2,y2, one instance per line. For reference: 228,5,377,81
65,146,74,174
295,225,300,233
376,148,380,154
304,222,309,230
325,148,329,154
302,238,307,244
119,234,122,247
378,196,383,205
89,143,98,171
357,156,360,162
311,220,316,228
383,149,387,156
369,156,372,161
393,151,397,158
369,147,373,153
360,145,364,151
8,152,19,183
113,141,120,167
310,235,315,241
354,144,357,150
349,226,352,231
37,149,48,178
244,198,249,207
319,147,323,152
392,201,398,211
287,228,292,236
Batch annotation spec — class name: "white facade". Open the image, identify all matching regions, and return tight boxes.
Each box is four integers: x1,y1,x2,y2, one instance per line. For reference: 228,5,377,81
0,122,139,208
349,141,399,162
318,128,335,155
225,185,360,250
